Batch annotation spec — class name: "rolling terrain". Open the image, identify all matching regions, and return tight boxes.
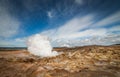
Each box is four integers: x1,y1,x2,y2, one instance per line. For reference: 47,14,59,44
0,45,120,77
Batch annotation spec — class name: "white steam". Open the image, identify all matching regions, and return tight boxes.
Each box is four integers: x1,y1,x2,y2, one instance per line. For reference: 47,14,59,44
27,34,59,57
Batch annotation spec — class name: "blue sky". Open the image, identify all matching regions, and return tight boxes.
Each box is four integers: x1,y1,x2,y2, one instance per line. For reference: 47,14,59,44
0,0,120,47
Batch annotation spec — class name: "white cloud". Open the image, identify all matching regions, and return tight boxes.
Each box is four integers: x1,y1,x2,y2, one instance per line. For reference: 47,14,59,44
0,38,26,47
0,14,20,38
47,11,53,18
15,37,27,42
57,15,93,35
75,0,83,5
1,1,119,47
40,12,120,47
93,11,120,27
55,33,120,47
0,2,20,38
41,14,94,40
108,25,120,32
63,28,107,39
0,39,12,47
0,1,22,47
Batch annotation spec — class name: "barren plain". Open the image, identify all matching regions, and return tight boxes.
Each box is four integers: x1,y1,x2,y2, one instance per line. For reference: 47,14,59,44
0,45,120,77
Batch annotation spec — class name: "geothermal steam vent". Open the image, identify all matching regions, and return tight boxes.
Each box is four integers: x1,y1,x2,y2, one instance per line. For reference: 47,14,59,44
27,34,59,57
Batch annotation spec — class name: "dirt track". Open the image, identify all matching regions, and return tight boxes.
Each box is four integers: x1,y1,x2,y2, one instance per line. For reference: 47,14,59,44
0,45,120,77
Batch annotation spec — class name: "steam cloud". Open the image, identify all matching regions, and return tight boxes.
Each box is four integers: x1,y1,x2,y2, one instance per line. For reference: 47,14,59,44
27,34,59,57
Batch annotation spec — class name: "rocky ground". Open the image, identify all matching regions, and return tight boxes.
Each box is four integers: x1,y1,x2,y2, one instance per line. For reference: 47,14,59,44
0,45,120,77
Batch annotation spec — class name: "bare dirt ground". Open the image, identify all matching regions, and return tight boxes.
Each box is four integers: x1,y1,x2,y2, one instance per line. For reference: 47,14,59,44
0,45,120,77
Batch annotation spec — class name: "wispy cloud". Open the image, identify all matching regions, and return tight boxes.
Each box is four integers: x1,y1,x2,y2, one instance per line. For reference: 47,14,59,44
93,11,120,27
0,37,26,47
0,0,119,47
0,0,22,47
40,11,120,47
75,0,83,5
63,28,107,39
0,1,21,38
108,25,120,32
47,11,53,18
15,37,27,43
41,14,94,39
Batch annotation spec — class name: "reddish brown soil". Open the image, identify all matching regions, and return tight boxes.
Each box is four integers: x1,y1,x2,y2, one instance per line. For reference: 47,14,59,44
0,45,120,77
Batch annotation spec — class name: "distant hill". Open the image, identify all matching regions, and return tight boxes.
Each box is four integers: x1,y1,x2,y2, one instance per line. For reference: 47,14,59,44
113,44,120,45
0,47,27,51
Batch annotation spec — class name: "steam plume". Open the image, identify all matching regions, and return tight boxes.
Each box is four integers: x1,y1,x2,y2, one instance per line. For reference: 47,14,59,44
27,34,59,57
